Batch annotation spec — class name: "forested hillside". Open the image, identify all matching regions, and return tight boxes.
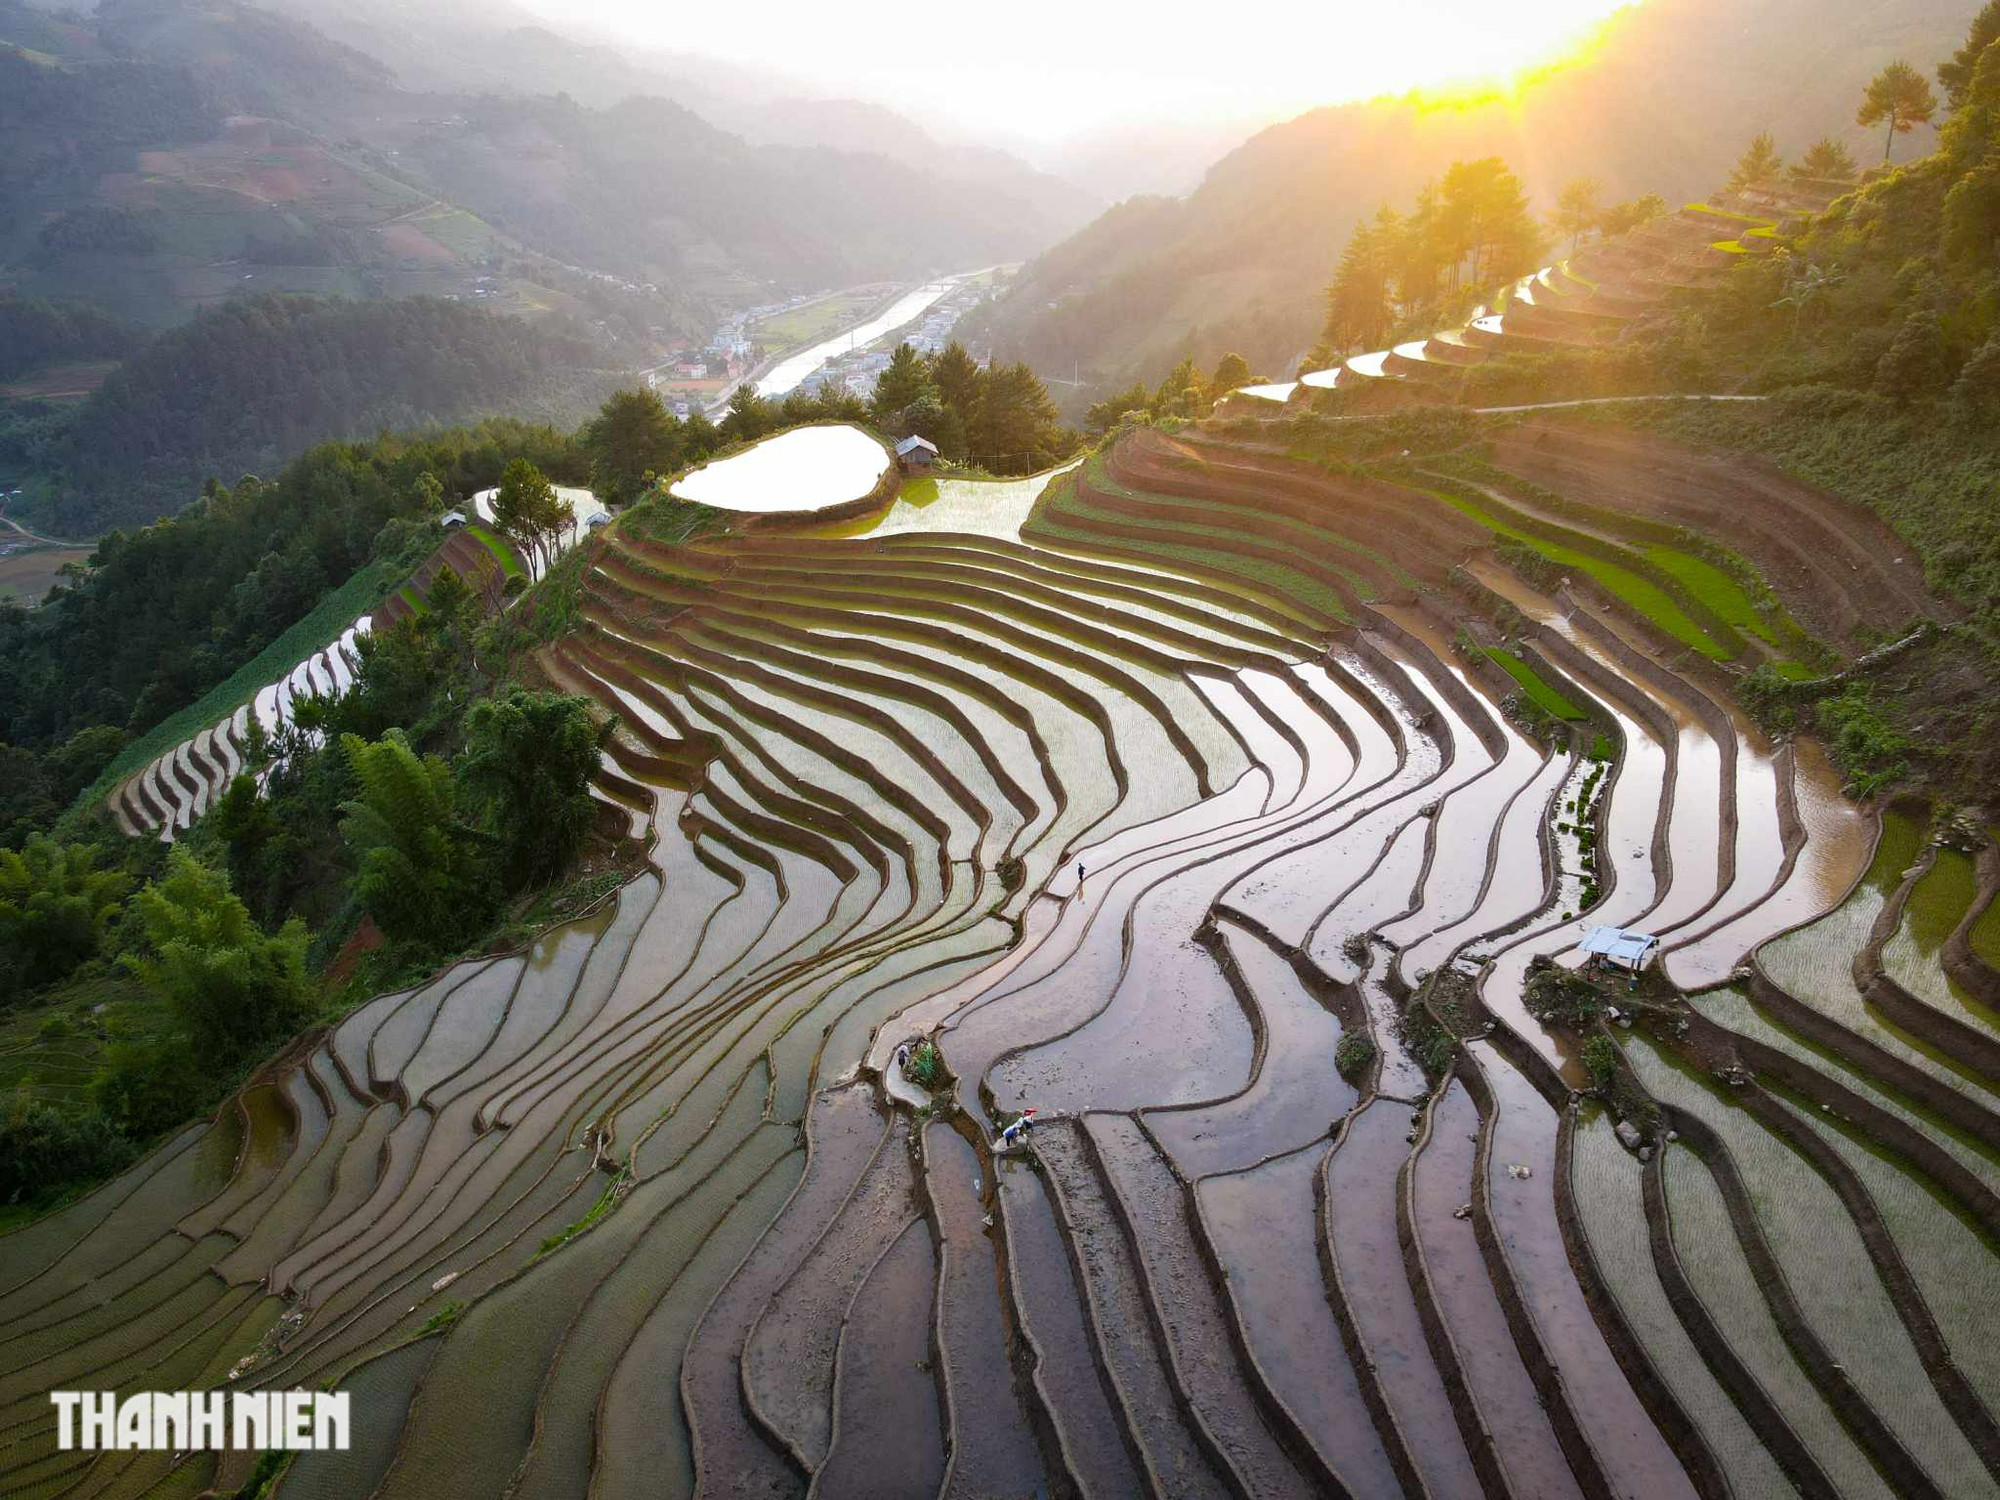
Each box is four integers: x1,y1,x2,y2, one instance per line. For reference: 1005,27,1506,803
9,295,615,535
964,0,1971,403
0,295,137,382
0,0,1090,338
0,416,583,812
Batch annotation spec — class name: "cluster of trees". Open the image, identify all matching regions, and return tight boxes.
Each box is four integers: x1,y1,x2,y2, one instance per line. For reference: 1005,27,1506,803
0,295,136,382
0,45,218,199
1724,132,1861,191
0,418,583,815
1082,351,1258,435
1710,3,2000,413
1312,158,1558,359
574,383,889,506
1547,181,1670,255
1721,52,1948,196
3,565,610,1202
24,295,611,536
866,341,1076,474
32,206,158,262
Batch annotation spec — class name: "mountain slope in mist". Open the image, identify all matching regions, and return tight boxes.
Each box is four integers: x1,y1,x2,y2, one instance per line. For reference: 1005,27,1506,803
965,0,1971,403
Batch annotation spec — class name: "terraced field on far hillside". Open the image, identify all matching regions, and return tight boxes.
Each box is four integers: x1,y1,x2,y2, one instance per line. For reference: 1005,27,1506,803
5,419,1993,1500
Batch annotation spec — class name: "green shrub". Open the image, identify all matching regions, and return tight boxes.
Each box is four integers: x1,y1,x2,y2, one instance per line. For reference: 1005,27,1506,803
1582,1035,1619,1091
905,1041,944,1090
121,850,316,1061
0,1095,134,1203
0,837,131,1000
1524,958,1604,1028
460,688,612,891
1815,682,1912,794
1335,1032,1376,1082
92,1037,205,1138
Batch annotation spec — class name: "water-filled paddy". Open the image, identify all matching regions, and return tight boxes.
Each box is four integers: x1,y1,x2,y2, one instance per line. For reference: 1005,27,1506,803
669,424,891,514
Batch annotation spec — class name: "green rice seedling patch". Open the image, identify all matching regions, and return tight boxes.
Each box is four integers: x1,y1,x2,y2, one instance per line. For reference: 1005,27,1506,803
1568,1109,1797,1495
1689,987,2000,1189
1641,546,1779,643
1629,1032,1994,1497
1757,810,1998,1099
463,523,524,579
1659,1142,1896,1498
1421,484,1729,657
398,585,426,615
1971,878,2000,971
617,494,728,547
1484,647,1588,720
1883,847,2000,1033
749,289,886,350
1767,1087,2000,1400
1435,453,1806,650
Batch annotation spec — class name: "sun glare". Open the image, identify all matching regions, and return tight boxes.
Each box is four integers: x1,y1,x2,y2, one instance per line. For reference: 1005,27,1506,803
534,0,1643,140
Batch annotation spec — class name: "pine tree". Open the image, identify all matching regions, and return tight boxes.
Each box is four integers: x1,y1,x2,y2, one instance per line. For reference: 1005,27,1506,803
870,342,937,427
718,385,774,444
1319,206,1402,354
1728,132,1785,189
582,388,681,506
928,342,985,458
1551,178,1602,253
1435,158,1540,291
970,363,1068,472
1939,1,2000,111
1859,63,1938,164
1792,137,1859,182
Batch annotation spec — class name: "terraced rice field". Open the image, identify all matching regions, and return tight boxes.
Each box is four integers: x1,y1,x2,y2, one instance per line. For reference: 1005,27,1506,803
1268,188,1804,410
15,412,1996,1499
107,487,606,841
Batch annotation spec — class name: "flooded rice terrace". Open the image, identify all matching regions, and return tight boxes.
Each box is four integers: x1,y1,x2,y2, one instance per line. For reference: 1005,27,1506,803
16,413,2000,1500
669,424,893,514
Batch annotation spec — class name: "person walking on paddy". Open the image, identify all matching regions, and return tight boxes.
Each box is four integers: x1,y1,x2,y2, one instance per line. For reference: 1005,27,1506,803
1076,861,1085,891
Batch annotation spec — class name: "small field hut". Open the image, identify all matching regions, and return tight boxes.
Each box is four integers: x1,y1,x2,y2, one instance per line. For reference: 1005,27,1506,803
1578,925,1660,975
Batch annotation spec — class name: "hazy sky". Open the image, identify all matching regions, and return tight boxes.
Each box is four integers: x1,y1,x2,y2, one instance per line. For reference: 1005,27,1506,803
523,0,1639,142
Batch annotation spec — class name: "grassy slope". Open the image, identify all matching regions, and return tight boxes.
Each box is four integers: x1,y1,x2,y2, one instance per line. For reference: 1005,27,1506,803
84,557,393,801
1635,394,1999,634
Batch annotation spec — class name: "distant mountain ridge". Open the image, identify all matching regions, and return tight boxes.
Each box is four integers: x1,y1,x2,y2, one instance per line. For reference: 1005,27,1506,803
0,0,1096,334
964,0,1972,406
